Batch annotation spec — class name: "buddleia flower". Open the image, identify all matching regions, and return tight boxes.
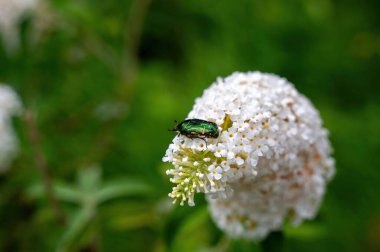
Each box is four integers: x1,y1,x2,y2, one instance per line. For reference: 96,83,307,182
162,71,335,240
0,84,22,172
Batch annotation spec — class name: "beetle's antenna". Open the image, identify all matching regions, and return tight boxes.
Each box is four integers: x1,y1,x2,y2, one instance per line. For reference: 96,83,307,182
169,120,178,131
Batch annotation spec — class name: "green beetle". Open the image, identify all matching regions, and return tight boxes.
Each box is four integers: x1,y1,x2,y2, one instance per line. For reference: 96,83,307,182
170,119,219,143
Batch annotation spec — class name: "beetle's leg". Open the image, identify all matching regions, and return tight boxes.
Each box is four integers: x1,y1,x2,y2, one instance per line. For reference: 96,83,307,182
200,138,208,148
177,133,185,144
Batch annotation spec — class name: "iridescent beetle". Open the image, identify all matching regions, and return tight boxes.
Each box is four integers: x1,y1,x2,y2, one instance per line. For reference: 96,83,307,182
170,119,219,145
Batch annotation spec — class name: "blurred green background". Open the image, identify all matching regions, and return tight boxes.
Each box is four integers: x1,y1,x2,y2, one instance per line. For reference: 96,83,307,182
1,0,379,251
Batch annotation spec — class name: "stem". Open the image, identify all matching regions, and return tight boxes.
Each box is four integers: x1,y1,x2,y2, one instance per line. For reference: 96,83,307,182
120,0,152,97
261,231,284,252
24,109,66,226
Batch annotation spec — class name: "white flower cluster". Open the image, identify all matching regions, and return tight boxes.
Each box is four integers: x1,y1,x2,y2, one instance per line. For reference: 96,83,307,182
162,71,335,240
0,84,22,172
0,0,39,53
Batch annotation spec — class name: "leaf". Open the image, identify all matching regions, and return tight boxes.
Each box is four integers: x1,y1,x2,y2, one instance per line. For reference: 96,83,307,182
95,179,154,204
77,164,102,193
109,210,156,230
171,206,211,252
27,183,83,204
55,207,95,252
105,202,158,230
284,222,326,240
54,183,84,203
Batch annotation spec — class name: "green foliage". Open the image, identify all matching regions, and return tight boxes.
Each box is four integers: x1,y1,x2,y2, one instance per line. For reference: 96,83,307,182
0,0,379,251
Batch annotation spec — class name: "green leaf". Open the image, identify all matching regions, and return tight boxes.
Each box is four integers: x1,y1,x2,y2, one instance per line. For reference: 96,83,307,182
77,165,102,193
53,183,84,204
95,179,154,204
284,222,326,240
108,205,157,230
55,207,95,252
27,183,83,204
171,207,211,252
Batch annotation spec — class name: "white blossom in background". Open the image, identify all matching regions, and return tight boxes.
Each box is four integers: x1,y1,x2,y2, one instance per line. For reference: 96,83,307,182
162,71,335,240
0,0,39,53
0,84,22,173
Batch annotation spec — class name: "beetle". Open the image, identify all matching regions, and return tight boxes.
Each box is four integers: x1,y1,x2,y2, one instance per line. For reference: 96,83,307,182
170,119,219,145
